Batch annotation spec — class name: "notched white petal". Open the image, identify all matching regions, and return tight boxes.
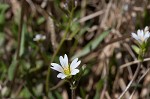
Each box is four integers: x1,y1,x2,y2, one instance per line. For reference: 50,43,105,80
70,58,78,67
59,56,65,67
70,59,81,70
144,32,150,39
137,30,141,36
132,33,138,39
51,63,60,67
64,54,68,66
141,30,144,37
71,69,79,75
57,73,67,79
51,63,63,72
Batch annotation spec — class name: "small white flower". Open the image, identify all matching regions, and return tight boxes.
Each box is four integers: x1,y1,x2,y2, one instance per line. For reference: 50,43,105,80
131,26,150,43
51,54,81,79
33,34,46,41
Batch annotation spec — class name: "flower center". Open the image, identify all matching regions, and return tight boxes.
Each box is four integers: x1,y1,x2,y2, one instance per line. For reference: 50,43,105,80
140,36,144,41
63,66,71,75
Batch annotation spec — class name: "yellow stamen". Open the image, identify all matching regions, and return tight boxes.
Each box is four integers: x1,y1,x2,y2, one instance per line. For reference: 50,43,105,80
63,66,71,75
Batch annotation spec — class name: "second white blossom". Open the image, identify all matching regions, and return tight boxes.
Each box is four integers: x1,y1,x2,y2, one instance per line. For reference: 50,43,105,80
131,26,150,43
33,34,46,41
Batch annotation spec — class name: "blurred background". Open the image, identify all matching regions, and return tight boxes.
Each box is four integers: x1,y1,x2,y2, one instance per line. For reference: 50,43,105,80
0,0,150,99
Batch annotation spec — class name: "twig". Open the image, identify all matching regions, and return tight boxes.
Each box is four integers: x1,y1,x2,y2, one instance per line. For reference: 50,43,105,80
46,3,57,50
79,10,104,23
98,33,131,51
50,80,65,91
105,91,111,99
120,58,150,69
118,62,141,99
100,0,112,28
119,78,130,98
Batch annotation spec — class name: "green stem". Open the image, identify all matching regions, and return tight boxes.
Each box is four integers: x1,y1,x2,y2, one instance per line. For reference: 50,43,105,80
46,28,68,93
45,8,74,94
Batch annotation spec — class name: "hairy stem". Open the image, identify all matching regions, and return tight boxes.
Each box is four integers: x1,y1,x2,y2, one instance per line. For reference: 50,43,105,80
71,88,75,99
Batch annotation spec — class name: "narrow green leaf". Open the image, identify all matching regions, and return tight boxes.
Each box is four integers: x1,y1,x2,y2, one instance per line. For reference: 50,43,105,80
132,45,140,54
19,87,31,98
0,32,5,46
37,17,45,25
94,79,104,99
48,92,55,99
20,24,26,56
8,57,18,81
0,3,9,13
0,3,9,24
0,14,5,24
72,31,109,59
55,91,63,99
80,87,86,98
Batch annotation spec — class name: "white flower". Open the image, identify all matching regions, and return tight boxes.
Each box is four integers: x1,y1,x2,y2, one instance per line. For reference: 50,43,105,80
51,54,81,79
131,26,150,43
33,34,46,41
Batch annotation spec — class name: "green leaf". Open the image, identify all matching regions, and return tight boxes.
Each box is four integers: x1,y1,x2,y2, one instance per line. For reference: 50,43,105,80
48,92,55,99
80,87,86,98
0,32,5,46
0,3,9,24
72,31,109,59
94,79,104,99
132,45,140,54
55,91,63,99
8,56,18,81
19,87,31,98
70,22,80,38
0,14,5,24
20,24,26,57
0,3,9,13
37,17,45,25
0,61,7,80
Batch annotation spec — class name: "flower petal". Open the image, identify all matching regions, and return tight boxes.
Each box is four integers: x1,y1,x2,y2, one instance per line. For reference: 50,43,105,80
64,54,68,67
70,58,81,70
137,30,141,37
132,33,138,39
132,33,141,42
57,73,67,79
144,32,150,39
144,32,150,41
51,63,63,72
70,58,78,67
59,56,65,67
71,69,79,75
